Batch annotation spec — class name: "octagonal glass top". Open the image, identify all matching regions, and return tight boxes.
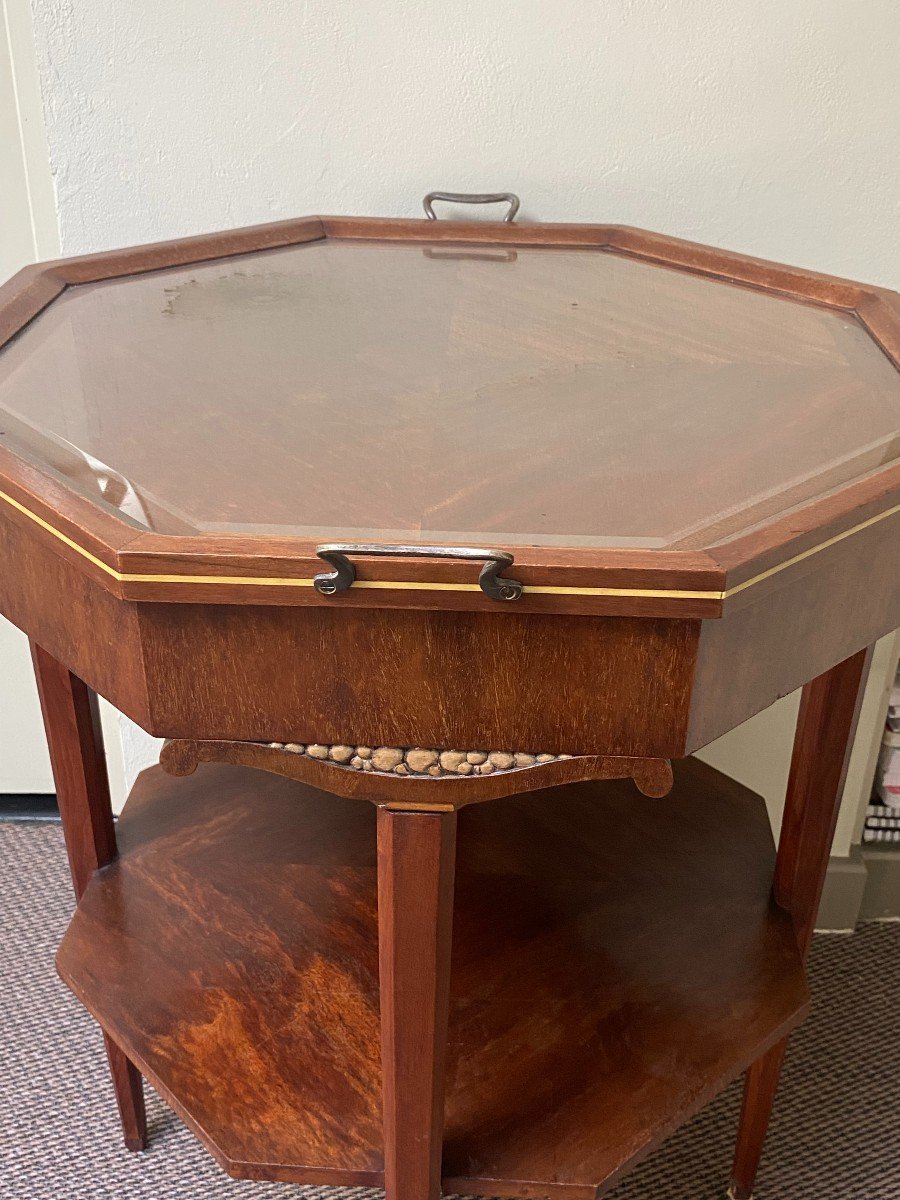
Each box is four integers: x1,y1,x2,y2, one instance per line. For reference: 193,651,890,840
0,238,897,549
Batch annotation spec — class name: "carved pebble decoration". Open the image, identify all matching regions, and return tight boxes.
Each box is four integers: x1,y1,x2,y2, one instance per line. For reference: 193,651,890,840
405,748,438,772
372,747,404,772
260,741,576,778
489,751,515,770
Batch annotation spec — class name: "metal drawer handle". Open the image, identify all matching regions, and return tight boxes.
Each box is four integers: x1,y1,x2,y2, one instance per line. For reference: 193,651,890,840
423,191,520,223
313,543,524,601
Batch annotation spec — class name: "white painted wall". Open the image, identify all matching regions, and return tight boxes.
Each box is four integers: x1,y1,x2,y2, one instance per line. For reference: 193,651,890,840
30,0,900,285
0,0,57,792
0,0,128,802
0,0,57,274
23,0,900,822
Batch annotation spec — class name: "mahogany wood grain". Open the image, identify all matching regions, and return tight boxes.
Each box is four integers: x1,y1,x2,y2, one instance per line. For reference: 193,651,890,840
0,264,65,351
857,288,900,369
699,463,900,584
378,807,457,1200
774,648,874,954
0,441,143,581
729,647,873,1200
135,604,700,757
160,737,675,805
30,643,147,1151
0,238,891,551
113,534,726,620
0,463,726,618
0,482,893,770
320,216,619,247
604,225,869,309
0,517,151,726
0,217,896,618
40,216,326,287
117,533,723,589
686,513,899,751
0,211,896,1197
728,1043,788,1200
323,218,876,310
56,759,808,1196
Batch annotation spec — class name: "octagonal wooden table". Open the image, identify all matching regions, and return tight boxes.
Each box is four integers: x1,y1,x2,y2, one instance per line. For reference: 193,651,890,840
0,201,898,1200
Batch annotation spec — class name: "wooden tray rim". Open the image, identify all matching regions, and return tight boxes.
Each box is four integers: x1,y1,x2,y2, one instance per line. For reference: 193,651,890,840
1,215,898,618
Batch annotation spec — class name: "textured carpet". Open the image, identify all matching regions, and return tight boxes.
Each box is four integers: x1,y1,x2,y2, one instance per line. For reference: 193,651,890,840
1,820,898,1200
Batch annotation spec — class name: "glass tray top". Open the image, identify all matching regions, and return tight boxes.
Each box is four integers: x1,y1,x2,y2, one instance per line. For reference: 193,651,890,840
0,238,897,549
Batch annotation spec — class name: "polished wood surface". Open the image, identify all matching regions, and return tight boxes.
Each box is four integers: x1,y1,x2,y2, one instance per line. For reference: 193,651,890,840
774,647,874,957
728,1043,788,1200
56,759,808,1197
378,808,456,1200
30,643,147,1152
135,605,700,756
1,239,896,553
0,217,896,616
3,213,898,1198
2,498,894,761
686,499,899,749
729,647,873,1200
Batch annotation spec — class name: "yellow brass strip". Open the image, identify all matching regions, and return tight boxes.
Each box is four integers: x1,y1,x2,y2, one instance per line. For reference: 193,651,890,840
0,487,123,578
352,579,718,600
721,500,900,599
132,573,314,587
383,801,458,813
1,487,897,603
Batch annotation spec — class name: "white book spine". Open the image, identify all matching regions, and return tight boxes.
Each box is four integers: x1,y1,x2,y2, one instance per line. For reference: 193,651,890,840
862,828,900,844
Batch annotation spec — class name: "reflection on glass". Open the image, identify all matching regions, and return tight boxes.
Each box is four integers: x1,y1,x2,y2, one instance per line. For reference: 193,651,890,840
0,239,896,547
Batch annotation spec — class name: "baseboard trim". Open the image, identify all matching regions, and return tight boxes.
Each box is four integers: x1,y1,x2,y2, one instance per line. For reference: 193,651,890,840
858,846,900,921
817,845,900,930
817,848,869,932
0,793,59,822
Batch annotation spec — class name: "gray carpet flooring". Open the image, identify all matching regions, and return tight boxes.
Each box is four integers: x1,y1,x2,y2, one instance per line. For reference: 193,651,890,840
1,820,898,1200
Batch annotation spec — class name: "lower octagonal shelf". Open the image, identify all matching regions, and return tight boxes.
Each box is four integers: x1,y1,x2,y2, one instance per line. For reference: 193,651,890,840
56,758,808,1198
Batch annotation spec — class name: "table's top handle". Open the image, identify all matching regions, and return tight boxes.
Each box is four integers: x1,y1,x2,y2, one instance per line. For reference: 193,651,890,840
423,191,520,223
313,543,524,601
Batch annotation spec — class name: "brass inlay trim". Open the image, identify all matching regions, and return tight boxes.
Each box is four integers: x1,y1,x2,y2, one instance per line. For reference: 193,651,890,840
721,501,900,598
1,486,897,605
383,802,457,813
0,487,126,577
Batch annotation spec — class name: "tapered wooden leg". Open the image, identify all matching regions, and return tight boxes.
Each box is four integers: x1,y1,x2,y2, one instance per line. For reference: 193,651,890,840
728,646,873,1199
102,1034,148,1151
377,805,457,1200
30,642,147,1152
728,1040,788,1199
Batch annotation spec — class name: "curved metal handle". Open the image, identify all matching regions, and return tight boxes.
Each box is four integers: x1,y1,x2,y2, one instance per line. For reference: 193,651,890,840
423,191,520,223
314,543,523,601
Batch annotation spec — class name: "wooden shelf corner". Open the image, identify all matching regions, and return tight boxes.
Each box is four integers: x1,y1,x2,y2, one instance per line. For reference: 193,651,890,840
56,759,808,1197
